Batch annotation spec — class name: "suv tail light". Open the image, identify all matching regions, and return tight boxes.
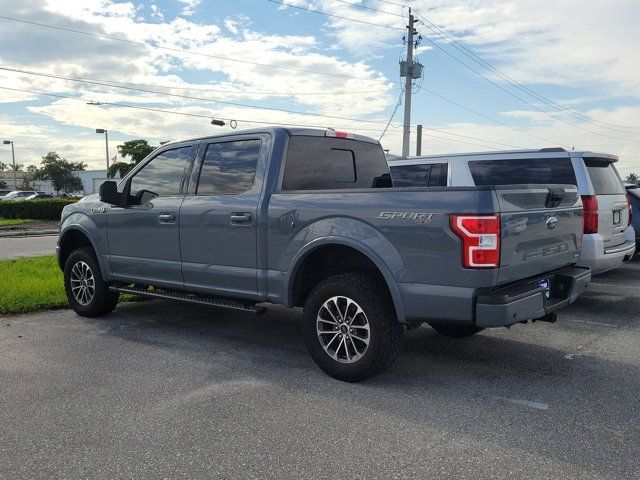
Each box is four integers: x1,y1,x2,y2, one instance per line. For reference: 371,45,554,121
626,194,632,226
450,214,500,268
581,195,598,234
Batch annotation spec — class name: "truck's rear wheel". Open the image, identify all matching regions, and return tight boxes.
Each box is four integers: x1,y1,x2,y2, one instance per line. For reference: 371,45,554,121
428,323,484,338
303,273,403,382
64,247,119,317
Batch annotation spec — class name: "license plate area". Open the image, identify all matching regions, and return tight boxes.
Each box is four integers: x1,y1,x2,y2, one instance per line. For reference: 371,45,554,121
537,278,551,298
613,210,621,225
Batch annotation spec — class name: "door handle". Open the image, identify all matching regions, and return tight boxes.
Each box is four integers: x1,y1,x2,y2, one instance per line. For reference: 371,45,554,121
158,213,177,224
230,213,252,225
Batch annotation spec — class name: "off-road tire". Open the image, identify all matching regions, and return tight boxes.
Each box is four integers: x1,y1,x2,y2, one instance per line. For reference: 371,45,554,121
303,272,403,382
64,247,119,317
428,323,484,338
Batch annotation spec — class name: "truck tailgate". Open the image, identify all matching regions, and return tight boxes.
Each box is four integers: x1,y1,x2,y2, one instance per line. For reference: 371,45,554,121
495,185,583,284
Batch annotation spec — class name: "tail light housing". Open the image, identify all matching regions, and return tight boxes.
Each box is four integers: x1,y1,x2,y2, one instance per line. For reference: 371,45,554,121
626,194,632,226
451,214,501,268
581,195,598,234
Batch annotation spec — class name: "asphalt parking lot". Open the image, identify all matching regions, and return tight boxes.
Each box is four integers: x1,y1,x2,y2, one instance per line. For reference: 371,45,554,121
1,259,639,479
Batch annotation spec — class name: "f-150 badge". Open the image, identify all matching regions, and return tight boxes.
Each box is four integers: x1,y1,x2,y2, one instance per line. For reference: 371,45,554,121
375,212,435,224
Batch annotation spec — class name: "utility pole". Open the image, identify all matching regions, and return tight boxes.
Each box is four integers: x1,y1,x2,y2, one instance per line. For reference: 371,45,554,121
416,124,423,156
402,9,415,158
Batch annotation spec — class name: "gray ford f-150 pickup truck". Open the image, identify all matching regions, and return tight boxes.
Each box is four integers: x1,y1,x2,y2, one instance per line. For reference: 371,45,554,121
58,127,590,381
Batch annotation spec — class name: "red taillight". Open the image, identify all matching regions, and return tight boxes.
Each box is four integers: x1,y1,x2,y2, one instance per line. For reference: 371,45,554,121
450,214,501,268
626,194,632,226
581,195,598,234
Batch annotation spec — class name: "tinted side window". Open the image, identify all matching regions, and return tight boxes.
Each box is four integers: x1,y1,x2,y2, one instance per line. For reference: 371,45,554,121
282,136,389,190
428,163,448,187
469,158,576,186
584,159,624,195
130,146,191,197
197,140,261,195
390,164,430,187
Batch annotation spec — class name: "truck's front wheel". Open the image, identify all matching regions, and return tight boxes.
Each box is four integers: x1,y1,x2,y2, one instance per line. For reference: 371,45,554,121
303,273,403,382
64,247,119,317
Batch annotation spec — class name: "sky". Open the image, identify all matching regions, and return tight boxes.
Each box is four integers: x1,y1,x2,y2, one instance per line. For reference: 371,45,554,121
0,0,639,176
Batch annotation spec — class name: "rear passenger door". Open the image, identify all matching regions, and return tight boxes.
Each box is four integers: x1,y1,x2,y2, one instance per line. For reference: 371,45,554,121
179,135,266,299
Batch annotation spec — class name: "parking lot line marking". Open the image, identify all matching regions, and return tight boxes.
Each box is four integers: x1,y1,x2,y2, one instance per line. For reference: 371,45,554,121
494,396,549,411
565,319,617,328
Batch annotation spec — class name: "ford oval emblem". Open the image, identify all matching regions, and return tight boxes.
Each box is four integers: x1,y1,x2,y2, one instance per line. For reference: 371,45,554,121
546,216,558,229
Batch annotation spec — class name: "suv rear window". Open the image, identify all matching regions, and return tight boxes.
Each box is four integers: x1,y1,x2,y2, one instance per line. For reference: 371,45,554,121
390,163,448,187
584,159,624,195
282,136,390,190
468,158,576,186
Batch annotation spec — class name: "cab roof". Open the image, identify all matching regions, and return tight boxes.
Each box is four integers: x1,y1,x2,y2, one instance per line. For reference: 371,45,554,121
159,126,381,147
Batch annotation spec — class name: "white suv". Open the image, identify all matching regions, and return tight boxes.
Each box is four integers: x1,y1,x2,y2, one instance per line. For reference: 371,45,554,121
388,148,635,274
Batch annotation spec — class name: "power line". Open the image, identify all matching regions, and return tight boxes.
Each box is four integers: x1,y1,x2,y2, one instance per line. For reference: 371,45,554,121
0,85,524,149
0,67,391,97
264,0,404,30
413,20,640,143
0,85,392,132
412,10,640,133
0,66,402,127
370,0,408,7
0,15,394,84
379,89,404,141
331,0,404,18
422,87,567,147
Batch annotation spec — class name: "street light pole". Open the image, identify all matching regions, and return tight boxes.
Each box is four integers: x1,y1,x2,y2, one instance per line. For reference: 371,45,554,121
2,140,17,189
96,129,109,170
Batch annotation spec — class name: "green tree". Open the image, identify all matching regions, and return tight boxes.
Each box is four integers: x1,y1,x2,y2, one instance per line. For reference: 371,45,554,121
625,172,638,184
11,163,23,173
0,180,7,189
32,152,86,194
0,162,7,172
107,161,135,179
117,139,156,164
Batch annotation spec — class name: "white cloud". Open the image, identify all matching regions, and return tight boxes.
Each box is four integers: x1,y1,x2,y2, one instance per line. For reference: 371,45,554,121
177,0,201,17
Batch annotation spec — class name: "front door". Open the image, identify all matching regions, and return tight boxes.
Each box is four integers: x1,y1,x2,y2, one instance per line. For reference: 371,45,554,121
107,144,195,288
179,136,264,299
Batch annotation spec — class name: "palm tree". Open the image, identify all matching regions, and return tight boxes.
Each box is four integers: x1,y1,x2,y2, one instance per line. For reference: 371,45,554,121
10,163,23,173
0,161,7,172
626,172,638,184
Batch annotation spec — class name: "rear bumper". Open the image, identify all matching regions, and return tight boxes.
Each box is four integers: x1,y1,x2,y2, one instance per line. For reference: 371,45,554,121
475,267,591,328
577,232,636,274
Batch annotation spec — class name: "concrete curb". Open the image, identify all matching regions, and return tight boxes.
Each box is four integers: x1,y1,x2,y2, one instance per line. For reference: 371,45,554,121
0,230,59,238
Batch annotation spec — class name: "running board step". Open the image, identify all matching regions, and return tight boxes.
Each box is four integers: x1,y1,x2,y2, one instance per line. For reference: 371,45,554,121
109,285,266,314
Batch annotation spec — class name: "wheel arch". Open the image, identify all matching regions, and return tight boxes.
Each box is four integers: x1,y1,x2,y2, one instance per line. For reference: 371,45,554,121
286,237,406,323
58,226,108,279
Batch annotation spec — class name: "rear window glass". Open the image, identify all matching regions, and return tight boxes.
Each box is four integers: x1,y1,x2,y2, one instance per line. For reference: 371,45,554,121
390,164,430,187
585,159,624,195
282,136,390,190
468,158,576,186
390,163,448,187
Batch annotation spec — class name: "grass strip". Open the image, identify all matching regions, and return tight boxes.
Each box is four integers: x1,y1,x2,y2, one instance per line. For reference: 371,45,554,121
0,219,32,227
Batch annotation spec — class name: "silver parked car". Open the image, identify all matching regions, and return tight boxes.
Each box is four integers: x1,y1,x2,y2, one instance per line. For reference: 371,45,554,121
388,148,635,274
0,190,46,201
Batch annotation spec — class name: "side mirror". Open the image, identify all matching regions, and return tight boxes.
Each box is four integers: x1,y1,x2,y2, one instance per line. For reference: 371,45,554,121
99,181,124,206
